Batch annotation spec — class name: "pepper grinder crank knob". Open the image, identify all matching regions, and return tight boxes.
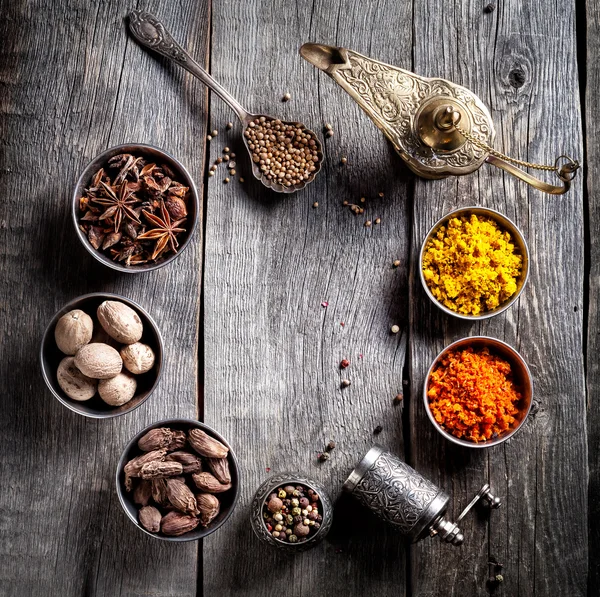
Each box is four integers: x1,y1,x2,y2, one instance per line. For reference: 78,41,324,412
343,446,501,546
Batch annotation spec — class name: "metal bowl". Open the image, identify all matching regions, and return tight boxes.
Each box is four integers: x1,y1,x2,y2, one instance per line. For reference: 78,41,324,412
116,419,240,542
72,143,199,273
250,473,333,553
40,292,163,418
419,206,529,320
423,336,533,448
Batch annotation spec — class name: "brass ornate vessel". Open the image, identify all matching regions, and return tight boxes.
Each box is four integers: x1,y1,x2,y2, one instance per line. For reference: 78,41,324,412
301,44,579,194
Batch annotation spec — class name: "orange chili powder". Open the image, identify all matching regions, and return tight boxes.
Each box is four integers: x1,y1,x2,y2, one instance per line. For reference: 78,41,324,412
427,346,522,443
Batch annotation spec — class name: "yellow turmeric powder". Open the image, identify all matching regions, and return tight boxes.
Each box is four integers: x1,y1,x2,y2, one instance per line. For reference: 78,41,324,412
422,214,522,316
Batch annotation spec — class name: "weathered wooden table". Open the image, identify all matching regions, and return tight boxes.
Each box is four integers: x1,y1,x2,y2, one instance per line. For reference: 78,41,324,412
0,0,596,595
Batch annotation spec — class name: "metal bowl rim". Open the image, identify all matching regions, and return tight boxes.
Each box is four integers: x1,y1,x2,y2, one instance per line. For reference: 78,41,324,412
418,205,530,320
115,418,241,542
422,335,534,448
39,292,164,419
71,143,200,273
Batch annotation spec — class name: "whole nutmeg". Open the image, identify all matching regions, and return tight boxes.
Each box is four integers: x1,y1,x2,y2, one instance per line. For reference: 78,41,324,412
97,300,143,345
120,342,155,375
56,356,97,401
74,343,122,379
98,372,136,406
54,309,93,355
165,196,188,220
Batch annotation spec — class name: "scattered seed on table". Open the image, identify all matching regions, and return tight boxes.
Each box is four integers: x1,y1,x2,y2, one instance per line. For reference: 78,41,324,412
223,155,230,162
206,135,212,141
359,208,364,214
326,130,334,138
224,177,230,183
211,129,218,137
321,301,329,308
341,379,351,388
230,152,236,159
223,147,230,153
373,425,383,435
313,202,319,208
360,197,366,203
391,324,400,334
365,220,372,227
393,259,401,267
282,92,291,101
484,3,495,12
378,191,384,197
324,123,333,131
226,122,233,130
340,156,347,164
394,393,403,405
495,575,504,583
239,177,245,183
208,171,214,177
210,165,217,172
326,440,336,451
216,157,223,164
230,169,236,175
375,218,381,225
343,200,348,206
318,452,330,462
228,161,236,169
340,359,350,369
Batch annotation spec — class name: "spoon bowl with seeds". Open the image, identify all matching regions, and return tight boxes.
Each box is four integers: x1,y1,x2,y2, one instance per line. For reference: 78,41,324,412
128,11,323,194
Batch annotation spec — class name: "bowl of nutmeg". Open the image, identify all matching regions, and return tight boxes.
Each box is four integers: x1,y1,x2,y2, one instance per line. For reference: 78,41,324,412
40,292,163,418
116,419,240,541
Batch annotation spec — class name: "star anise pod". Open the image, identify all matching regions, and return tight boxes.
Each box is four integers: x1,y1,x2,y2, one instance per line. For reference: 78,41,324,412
94,181,141,233
137,202,186,261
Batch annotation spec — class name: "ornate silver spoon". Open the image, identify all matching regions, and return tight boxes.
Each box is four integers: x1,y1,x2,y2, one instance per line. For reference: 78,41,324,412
128,11,323,194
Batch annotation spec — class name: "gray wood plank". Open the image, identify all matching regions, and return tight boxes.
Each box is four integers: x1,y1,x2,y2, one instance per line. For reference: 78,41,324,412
409,1,587,596
0,1,208,595
202,0,414,595
586,0,600,593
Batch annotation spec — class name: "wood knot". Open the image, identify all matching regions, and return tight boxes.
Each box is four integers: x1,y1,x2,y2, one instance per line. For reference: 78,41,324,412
508,68,526,89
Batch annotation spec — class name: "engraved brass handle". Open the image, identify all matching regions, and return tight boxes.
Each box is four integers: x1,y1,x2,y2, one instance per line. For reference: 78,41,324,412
486,154,579,195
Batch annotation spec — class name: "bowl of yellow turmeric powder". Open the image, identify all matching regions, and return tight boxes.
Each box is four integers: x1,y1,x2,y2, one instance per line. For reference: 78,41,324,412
420,206,529,319
424,336,533,448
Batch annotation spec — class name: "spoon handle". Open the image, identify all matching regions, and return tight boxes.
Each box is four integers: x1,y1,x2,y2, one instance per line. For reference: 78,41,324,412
128,11,250,122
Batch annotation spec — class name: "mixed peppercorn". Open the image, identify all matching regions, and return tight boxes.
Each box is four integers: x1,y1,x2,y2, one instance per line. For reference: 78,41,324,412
263,483,323,543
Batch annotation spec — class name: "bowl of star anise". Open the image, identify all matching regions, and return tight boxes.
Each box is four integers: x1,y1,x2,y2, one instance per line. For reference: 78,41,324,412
72,144,199,272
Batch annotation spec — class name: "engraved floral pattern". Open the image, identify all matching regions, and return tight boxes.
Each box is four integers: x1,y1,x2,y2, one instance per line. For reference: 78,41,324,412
128,11,188,63
333,51,493,174
352,452,439,534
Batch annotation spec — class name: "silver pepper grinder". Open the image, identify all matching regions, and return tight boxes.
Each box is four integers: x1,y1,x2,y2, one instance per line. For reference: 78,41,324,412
343,445,501,545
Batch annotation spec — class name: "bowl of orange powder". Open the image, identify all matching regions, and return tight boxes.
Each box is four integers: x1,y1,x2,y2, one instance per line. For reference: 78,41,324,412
420,206,529,319
424,336,533,447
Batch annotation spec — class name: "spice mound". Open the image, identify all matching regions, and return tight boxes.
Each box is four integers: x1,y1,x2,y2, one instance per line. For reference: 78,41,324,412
427,347,522,442
78,153,190,266
422,214,523,316
263,483,323,544
244,117,320,187
123,426,234,537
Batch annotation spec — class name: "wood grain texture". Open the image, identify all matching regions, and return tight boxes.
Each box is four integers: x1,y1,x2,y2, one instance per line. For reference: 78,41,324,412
409,1,587,596
202,1,414,595
586,0,600,593
0,1,207,595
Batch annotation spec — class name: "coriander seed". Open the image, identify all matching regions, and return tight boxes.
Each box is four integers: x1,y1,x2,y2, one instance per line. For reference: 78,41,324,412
230,169,236,175
313,202,319,208
394,393,403,404
226,122,233,130
239,177,245,183
343,200,349,206
223,147,230,153
324,123,332,131
211,129,218,137
282,92,291,101
318,453,330,462
208,171,214,177
391,324,400,334
378,191,384,197
341,379,351,388
393,259,401,267
326,440,336,451
224,177,230,183
340,156,347,164
365,220,372,227
326,130,334,138
206,135,212,141
360,197,366,203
